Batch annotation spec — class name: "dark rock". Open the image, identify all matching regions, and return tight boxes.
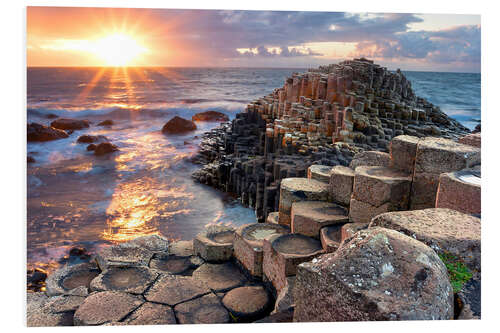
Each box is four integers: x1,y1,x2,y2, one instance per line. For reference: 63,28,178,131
222,286,272,322
192,111,229,122
27,155,36,163
50,118,90,130
162,116,197,134
97,119,114,126
27,268,47,284
94,142,119,156
86,144,96,151
46,113,59,119
27,122,68,142
76,135,108,144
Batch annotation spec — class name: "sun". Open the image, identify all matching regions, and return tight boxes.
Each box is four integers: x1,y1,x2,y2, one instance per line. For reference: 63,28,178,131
92,33,148,66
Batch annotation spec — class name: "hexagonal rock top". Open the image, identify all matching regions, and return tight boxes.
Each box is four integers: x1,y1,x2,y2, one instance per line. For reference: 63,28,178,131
45,262,101,296
127,234,169,253
222,286,272,322
27,293,75,327
74,291,145,325
291,201,348,238
349,151,391,169
95,243,154,270
293,227,454,322
307,165,332,183
279,178,329,226
193,225,235,262
390,135,420,173
319,225,344,253
192,262,247,292
90,266,158,294
144,274,211,306
234,223,290,277
263,233,323,294
149,253,201,275
123,302,176,325
329,165,355,206
174,293,230,324
370,208,481,273
436,169,481,215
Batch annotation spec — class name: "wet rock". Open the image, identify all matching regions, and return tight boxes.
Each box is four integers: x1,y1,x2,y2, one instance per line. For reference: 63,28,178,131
370,208,481,274
273,276,295,313
174,293,230,324
169,240,194,256
291,201,348,238
50,118,90,130
27,122,68,142
192,110,229,122
233,223,290,277
128,234,169,253
192,262,247,292
349,151,391,169
74,291,144,325
76,134,108,144
86,144,96,151
162,116,197,134
294,227,454,321
90,266,159,294
27,267,47,285
329,165,354,206
94,142,119,156
95,243,154,270
46,113,58,119
123,302,177,325
145,274,211,306
45,262,100,296
27,155,36,163
222,286,272,322
193,225,235,262
69,247,88,257
436,169,481,215
457,278,481,319
97,119,114,126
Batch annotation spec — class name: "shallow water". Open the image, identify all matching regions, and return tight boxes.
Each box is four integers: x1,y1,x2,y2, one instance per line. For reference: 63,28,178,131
27,67,481,272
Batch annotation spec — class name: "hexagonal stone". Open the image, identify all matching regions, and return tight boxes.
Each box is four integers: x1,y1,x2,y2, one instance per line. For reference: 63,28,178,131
352,166,412,208
174,293,230,324
370,208,481,273
193,225,235,262
390,135,420,173
233,223,290,277
169,240,194,256
74,291,144,325
348,197,392,224
90,266,159,294
329,165,354,206
45,262,101,296
192,262,247,292
95,243,154,270
128,234,169,253
340,222,369,243
145,274,211,306
273,276,295,313
294,227,454,322
222,286,272,322
436,169,481,215
349,151,391,169
149,253,201,275
279,178,329,226
44,294,86,313
263,234,323,294
291,201,348,238
319,225,344,253
27,292,75,327
123,302,177,325
307,165,332,183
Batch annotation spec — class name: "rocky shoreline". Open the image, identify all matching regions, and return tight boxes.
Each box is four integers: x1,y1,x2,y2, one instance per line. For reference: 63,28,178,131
28,58,481,325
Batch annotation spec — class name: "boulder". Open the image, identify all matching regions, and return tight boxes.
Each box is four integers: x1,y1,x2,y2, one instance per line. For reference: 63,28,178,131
340,222,369,242
233,223,290,277
293,227,454,322
307,165,332,183
192,262,247,292
319,224,344,252
122,302,177,325
76,135,108,144
222,286,272,322
50,118,90,130
27,122,68,142
390,135,420,173
45,262,100,296
329,165,355,206
27,155,36,163
162,116,197,134
193,225,235,262
349,151,391,169
27,293,74,327
97,119,114,126
94,142,119,156
291,201,348,238
86,144,96,151
144,274,211,306
369,208,481,274
435,169,481,215
192,111,229,122
73,291,144,325
174,293,230,324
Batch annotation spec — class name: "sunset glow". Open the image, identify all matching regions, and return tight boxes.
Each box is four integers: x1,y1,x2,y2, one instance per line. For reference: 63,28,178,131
92,33,148,66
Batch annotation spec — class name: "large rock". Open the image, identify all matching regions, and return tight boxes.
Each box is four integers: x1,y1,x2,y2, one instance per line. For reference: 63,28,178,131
50,118,90,130
458,132,481,148
27,292,74,327
162,116,197,134
76,134,108,144
233,223,290,277
192,111,229,122
145,274,211,306
370,208,481,274
435,169,481,215
94,142,119,156
27,122,68,142
128,234,169,253
278,178,329,226
293,227,454,322
307,165,332,183
95,243,154,270
389,135,420,173
222,286,272,322
174,293,230,324
349,151,391,169
291,201,348,238
45,262,100,296
73,291,144,325
329,165,354,206
193,225,235,262
192,262,247,292
90,266,158,294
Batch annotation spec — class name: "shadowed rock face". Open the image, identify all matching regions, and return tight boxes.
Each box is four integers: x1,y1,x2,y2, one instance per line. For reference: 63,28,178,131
27,122,69,142
94,142,119,156
272,234,323,256
192,111,229,122
50,118,90,130
162,116,197,134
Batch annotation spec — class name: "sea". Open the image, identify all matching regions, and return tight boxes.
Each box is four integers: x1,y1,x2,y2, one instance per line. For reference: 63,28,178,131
27,67,481,273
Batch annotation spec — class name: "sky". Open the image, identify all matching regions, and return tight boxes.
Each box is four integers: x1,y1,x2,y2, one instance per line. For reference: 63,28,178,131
27,7,481,72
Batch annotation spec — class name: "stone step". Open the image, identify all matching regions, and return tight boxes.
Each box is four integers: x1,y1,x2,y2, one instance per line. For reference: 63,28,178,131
389,135,419,173
233,223,290,278
307,164,332,183
291,201,348,238
319,225,344,252
436,169,481,215
349,151,391,169
222,286,273,322
278,177,329,226
193,225,235,262
329,165,354,206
